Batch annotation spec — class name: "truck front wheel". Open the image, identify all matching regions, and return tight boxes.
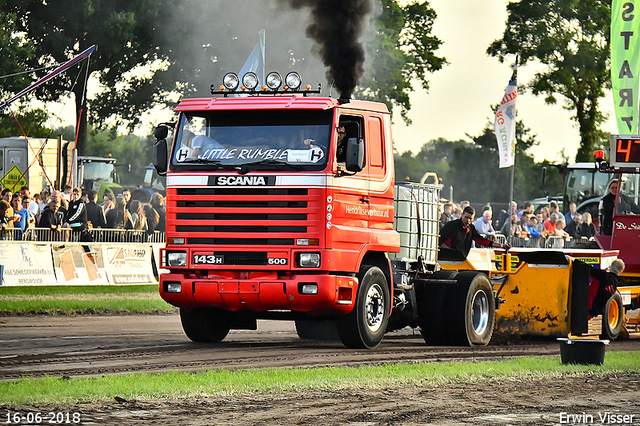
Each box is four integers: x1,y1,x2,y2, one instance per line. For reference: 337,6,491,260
446,272,495,346
337,265,390,349
601,292,624,340
180,308,231,343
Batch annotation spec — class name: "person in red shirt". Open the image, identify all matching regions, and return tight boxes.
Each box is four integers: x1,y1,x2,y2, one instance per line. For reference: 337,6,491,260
544,213,559,234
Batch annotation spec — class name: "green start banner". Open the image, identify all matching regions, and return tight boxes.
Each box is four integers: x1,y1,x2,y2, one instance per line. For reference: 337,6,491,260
612,0,640,134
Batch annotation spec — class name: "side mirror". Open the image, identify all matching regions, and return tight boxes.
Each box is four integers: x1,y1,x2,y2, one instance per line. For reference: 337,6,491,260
154,125,169,140
154,139,168,176
345,138,364,172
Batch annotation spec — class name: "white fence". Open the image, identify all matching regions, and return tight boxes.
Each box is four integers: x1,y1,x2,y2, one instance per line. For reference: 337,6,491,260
0,227,165,243
0,239,165,286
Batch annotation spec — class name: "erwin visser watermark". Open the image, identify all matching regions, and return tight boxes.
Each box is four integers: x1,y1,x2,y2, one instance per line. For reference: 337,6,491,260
559,411,636,425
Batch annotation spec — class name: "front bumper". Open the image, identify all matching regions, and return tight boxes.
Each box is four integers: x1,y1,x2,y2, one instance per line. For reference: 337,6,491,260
160,272,357,315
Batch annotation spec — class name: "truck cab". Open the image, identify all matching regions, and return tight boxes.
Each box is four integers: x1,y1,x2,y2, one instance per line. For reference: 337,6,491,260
155,83,399,348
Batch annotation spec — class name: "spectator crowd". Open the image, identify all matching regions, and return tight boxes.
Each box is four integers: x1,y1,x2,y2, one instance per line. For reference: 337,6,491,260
439,199,599,249
0,184,166,242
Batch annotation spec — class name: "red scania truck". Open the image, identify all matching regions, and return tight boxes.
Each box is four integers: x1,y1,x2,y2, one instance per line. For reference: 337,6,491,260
153,71,604,348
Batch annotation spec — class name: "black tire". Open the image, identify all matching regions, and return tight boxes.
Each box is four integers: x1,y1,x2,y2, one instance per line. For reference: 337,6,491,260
601,292,624,340
416,271,457,346
295,320,340,341
180,308,231,343
337,265,390,349
445,272,495,346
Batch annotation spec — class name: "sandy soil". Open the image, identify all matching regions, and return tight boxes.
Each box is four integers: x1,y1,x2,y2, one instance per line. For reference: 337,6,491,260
6,373,639,425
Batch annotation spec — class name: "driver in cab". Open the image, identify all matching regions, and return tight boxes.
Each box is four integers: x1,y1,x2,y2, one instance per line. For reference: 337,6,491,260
177,130,223,161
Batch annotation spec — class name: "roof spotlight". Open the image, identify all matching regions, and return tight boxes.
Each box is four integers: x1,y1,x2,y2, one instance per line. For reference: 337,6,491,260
242,72,259,90
223,73,239,90
285,72,302,90
266,72,283,90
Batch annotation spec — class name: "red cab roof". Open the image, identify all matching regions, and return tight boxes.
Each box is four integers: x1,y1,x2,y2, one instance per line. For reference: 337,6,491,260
175,96,390,114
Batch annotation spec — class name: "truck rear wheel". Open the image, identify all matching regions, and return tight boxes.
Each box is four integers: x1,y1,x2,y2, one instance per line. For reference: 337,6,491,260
337,265,390,349
446,272,495,346
417,271,457,346
180,308,231,343
601,292,623,340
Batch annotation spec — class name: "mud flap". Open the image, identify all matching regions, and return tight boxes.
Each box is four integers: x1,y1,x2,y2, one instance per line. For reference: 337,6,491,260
570,260,590,335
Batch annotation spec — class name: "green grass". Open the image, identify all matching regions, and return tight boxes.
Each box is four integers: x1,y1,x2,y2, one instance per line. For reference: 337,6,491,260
2,352,639,405
0,285,177,315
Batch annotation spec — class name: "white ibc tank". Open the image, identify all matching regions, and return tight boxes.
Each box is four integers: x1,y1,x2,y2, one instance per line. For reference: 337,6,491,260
393,182,440,263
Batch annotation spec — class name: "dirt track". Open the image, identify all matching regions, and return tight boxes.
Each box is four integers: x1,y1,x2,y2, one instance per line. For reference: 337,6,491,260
2,314,639,425
3,314,639,380
5,373,640,425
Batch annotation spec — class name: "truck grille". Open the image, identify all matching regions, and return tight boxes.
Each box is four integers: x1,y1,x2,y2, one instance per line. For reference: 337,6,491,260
172,187,318,248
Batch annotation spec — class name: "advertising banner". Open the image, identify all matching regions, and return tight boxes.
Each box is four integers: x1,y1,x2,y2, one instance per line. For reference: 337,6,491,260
611,0,640,133
101,244,156,284
51,243,109,285
0,243,57,286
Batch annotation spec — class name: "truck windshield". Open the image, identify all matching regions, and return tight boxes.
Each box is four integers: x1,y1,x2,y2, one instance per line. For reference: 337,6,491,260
564,167,610,207
83,162,115,183
618,173,640,215
170,109,333,171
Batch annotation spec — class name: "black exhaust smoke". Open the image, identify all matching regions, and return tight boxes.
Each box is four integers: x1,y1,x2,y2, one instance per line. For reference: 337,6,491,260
279,0,372,99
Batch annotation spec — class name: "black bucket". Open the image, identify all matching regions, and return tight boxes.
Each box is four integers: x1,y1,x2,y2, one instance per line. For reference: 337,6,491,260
558,338,609,365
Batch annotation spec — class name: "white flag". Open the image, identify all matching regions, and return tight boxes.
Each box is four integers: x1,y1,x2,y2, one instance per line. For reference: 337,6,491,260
239,29,265,85
494,62,518,168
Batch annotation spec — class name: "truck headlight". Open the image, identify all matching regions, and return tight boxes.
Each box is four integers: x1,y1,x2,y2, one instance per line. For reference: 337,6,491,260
298,253,320,268
167,252,187,267
164,282,182,293
266,72,282,90
223,72,239,90
242,72,259,90
285,72,302,90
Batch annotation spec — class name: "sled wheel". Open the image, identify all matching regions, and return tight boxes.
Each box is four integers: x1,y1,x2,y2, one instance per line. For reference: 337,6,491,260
601,292,623,340
180,308,231,343
337,265,390,349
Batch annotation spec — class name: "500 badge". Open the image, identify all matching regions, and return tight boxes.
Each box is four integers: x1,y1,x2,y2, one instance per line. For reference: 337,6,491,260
267,258,287,265
193,254,224,264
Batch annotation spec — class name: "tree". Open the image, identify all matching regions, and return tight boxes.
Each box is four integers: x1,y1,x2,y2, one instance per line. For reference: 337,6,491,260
0,106,51,139
487,0,611,162
393,114,563,205
2,0,179,155
357,0,447,123
0,12,36,100
0,0,445,158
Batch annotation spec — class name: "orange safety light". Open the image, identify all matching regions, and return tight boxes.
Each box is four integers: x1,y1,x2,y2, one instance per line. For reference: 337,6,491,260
594,150,605,160
219,86,225,91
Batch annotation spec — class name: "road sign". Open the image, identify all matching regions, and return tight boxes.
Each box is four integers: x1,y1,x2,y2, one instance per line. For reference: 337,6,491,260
0,164,27,191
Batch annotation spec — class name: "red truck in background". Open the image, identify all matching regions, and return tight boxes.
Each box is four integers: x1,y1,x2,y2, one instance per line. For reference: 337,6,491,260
152,71,605,348
592,135,640,337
